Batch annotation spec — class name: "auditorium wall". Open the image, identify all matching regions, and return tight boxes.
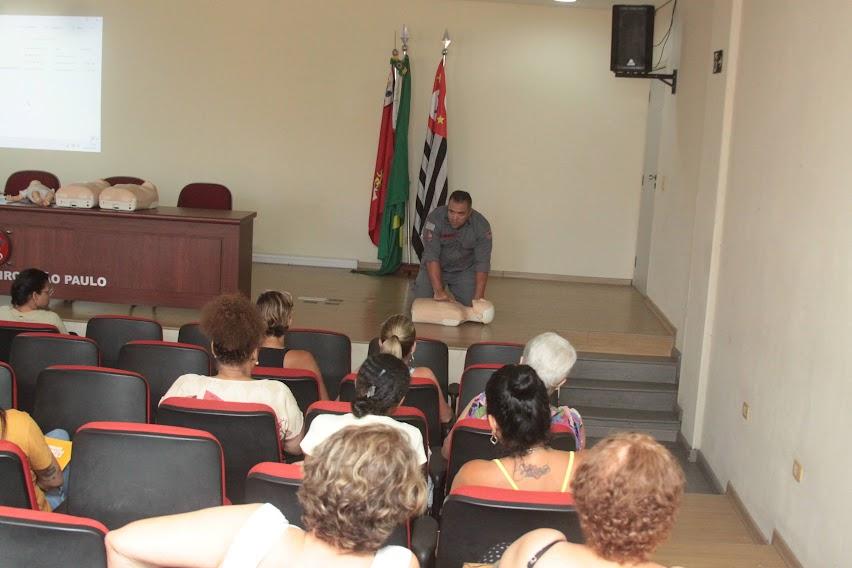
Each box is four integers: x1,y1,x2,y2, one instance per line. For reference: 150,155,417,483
0,0,649,278
646,1,850,565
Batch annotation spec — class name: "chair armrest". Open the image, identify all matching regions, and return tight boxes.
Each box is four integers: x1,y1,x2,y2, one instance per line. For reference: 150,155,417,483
448,383,459,414
428,447,447,517
411,515,439,568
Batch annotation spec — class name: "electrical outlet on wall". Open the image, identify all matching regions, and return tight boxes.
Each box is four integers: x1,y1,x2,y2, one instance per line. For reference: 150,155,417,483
741,402,750,420
792,460,804,482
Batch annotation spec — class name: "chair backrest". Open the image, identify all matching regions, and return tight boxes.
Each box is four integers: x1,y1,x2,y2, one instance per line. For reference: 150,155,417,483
32,366,150,437
338,374,442,444
4,170,60,196
0,505,108,568
0,361,17,409
438,486,583,568
177,182,233,210
457,364,502,416
85,315,163,368
116,340,211,420
368,336,450,399
67,422,225,529
177,322,211,353
104,176,144,185
244,462,411,547
251,367,321,414
445,419,577,492
304,400,430,454
285,328,351,399
9,333,100,413
157,397,281,504
0,321,59,363
463,342,524,369
0,441,39,510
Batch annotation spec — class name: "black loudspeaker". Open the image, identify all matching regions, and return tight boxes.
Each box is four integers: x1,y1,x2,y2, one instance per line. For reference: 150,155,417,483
611,5,655,74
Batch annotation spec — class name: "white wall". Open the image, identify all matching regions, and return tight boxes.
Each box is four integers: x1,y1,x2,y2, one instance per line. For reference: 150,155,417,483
646,1,851,565
0,0,648,278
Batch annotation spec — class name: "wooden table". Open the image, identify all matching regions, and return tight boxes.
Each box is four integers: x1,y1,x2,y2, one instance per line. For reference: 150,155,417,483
0,205,256,309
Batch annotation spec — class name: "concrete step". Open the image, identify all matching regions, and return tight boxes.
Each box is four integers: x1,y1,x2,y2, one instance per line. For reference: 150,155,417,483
576,405,681,442
560,379,678,412
571,352,679,384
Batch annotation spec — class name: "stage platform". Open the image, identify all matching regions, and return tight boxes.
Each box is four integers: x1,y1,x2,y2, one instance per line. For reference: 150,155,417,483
4,263,675,358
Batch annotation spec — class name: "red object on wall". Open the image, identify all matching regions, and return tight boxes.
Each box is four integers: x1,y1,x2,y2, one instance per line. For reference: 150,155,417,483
0,232,11,266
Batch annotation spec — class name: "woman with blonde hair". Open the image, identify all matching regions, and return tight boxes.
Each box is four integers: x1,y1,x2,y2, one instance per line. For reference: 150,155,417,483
256,290,328,400
106,424,428,567
495,432,685,568
378,314,452,424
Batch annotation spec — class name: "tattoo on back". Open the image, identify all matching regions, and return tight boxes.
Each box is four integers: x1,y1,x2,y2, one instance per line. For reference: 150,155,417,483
518,462,550,479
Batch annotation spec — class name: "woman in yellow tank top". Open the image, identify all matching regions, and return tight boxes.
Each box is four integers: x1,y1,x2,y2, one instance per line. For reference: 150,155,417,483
451,364,581,493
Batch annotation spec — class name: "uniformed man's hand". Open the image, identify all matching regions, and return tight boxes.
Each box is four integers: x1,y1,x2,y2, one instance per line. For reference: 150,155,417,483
433,289,450,302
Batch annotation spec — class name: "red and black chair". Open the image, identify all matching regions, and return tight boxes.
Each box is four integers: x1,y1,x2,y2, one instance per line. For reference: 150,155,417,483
4,170,60,197
116,340,211,420
103,176,144,185
368,336,450,400
9,333,100,413
339,373,443,444
32,366,150,437
456,364,503,416
0,361,17,409
444,418,577,493
463,341,524,369
437,486,583,568
252,367,322,413
177,322,211,353
285,328,351,399
0,506,108,567
65,422,226,529
245,462,438,568
85,315,163,368
0,441,38,510
158,398,282,504
0,321,59,363
177,182,233,210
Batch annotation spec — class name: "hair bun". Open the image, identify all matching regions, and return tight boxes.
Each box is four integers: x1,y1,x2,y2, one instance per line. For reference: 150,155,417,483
509,365,540,399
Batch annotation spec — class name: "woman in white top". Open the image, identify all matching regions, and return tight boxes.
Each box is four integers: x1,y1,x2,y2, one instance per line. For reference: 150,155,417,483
160,294,304,455
300,353,427,465
0,268,67,333
106,424,427,568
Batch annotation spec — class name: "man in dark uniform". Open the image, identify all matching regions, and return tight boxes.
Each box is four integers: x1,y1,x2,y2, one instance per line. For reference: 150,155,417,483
413,190,492,307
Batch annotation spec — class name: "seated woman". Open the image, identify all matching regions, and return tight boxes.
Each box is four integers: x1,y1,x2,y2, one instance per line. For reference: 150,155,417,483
300,353,427,465
378,314,452,424
160,294,304,455
444,332,584,458
105,424,427,568
0,408,65,511
496,432,685,568
255,290,329,400
451,364,579,493
0,268,67,333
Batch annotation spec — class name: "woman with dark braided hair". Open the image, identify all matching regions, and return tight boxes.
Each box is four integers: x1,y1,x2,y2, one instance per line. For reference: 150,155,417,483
299,353,426,465
451,364,581,492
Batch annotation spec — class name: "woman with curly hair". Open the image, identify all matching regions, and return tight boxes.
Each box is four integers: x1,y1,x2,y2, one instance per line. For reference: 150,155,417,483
160,294,304,454
105,424,427,568
256,290,329,400
451,364,579,493
495,432,685,568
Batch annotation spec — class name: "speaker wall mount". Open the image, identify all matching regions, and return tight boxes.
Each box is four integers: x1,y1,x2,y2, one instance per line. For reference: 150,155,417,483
614,69,678,94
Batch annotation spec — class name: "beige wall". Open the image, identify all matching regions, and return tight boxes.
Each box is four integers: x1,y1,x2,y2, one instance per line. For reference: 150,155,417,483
0,0,649,278
647,1,850,565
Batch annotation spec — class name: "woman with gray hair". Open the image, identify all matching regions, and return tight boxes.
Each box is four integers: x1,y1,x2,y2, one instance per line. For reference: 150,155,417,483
443,332,584,457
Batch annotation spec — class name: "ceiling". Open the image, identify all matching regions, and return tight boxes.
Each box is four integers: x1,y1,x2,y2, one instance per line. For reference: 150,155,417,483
469,0,662,9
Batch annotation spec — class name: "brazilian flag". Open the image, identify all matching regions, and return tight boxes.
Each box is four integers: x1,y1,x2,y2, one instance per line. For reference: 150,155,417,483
374,54,411,275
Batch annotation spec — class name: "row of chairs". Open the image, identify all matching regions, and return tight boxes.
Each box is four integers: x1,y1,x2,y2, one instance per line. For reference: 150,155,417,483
3,170,233,210
0,418,581,568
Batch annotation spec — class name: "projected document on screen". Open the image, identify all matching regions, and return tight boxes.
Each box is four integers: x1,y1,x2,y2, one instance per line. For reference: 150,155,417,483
0,15,103,152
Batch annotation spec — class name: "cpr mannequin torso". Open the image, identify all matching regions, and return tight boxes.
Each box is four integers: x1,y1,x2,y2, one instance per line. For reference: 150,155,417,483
411,298,494,327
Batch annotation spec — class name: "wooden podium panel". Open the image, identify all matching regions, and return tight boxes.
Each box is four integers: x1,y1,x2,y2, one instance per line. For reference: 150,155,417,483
0,205,256,309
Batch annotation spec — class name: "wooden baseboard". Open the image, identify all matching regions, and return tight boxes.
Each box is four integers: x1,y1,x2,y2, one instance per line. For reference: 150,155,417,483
695,449,725,494
638,290,678,337
725,482,768,544
771,530,803,568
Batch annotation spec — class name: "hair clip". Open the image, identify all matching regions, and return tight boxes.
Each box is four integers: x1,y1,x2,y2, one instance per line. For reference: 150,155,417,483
366,385,377,398
379,369,387,377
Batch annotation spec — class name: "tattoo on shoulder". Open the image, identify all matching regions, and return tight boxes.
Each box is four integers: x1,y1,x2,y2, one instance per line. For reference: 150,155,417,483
40,464,58,478
518,462,550,479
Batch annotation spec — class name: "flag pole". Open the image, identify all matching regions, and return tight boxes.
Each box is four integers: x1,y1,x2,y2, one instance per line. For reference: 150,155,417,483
400,24,413,267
